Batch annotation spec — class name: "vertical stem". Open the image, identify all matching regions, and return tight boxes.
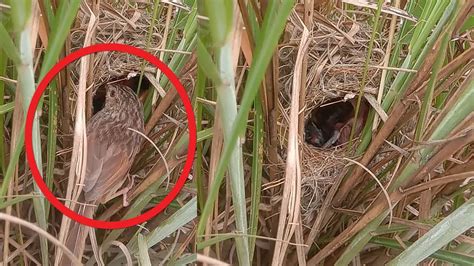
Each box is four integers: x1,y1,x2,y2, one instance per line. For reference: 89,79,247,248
15,4,49,265
216,38,250,265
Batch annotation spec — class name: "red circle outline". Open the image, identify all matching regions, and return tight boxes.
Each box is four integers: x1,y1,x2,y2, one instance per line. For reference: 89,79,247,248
25,43,196,229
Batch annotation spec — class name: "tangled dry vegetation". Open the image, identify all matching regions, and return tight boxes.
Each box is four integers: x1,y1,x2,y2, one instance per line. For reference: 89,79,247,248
197,0,473,265
1,1,196,265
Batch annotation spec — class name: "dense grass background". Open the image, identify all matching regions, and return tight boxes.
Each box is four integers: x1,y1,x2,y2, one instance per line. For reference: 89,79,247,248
0,0,196,265
1,0,473,265
196,0,473,265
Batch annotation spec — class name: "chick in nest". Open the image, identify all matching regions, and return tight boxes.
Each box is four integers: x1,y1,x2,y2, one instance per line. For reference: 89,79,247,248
305,97,369,148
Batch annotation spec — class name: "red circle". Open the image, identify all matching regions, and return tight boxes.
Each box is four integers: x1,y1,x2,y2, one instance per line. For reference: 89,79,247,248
25,43,196,229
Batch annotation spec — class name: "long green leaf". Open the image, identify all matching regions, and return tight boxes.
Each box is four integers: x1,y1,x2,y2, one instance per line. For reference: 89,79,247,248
0,23,21,64
39,0,81,79
249,97,263,261
170,253,196,265
0,102,14,114
127,197,197,255
101,175,167,250
0,51,7,175
389,200,474,264
0,128,25,201
215,34,250,266
142,197,196,249
372,237,474,265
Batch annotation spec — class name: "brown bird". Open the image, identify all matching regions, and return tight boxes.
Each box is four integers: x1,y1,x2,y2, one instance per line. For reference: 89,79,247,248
60,83,144,265
335,99,369,146
305,98,369,148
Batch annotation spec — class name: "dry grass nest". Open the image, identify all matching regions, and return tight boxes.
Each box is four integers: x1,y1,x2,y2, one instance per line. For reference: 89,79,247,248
277,9,387,224
69,1,194,97
70,1,163,83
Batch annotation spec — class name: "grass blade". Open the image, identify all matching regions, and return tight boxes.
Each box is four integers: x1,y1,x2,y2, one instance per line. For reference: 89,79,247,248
388,199,474,264
372,237,474,265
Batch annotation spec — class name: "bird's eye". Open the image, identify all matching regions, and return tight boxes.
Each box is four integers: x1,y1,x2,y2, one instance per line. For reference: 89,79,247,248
109,90,116,98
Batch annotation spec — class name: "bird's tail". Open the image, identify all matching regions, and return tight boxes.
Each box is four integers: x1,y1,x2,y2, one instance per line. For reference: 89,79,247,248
57,195,96,266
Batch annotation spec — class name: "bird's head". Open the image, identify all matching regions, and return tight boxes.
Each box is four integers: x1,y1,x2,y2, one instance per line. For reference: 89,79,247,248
305,120,325,147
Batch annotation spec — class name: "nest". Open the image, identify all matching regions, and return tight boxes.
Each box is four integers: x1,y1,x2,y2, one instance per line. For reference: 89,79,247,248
277,9,387,224
69,1,166,86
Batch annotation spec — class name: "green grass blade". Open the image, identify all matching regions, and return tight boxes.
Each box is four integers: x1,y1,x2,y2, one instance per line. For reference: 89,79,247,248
0,128,25,202
129,197,197,253
0,52,7,174
389,200,474,264
196,37,221,84
414,24,451,140
216,37,250,265
372,237,474,265
144,196,196,248
249,97,263,261
335,212,387,265
203,0,232,47
0,102,14,114
0,23,21,64
10,0,31,32
102,175,167,248
38,0,80,79
41,0,55,30
198,1,252,263
45,80,58,217
137,234,152,266
197,235,235,250
0,194,36,209
194,67,206,211
170,253,196,265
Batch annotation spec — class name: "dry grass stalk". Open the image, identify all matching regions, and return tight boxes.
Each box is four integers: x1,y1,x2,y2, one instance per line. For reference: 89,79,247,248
56,2,97,264
272,11,310,266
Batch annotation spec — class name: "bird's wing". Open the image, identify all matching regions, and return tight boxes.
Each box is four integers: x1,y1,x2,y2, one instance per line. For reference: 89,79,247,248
337,122,353,145
84,130,133,203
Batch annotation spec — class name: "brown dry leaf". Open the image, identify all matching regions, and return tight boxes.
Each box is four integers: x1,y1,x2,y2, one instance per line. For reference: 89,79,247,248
55,2,98,263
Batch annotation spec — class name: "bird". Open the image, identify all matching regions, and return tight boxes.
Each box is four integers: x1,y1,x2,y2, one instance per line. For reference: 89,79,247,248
59,83,144,265
305,97,369,148
335,99,369,146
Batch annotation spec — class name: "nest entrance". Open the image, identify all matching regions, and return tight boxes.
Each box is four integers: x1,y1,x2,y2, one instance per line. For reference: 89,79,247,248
92,74,152,114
